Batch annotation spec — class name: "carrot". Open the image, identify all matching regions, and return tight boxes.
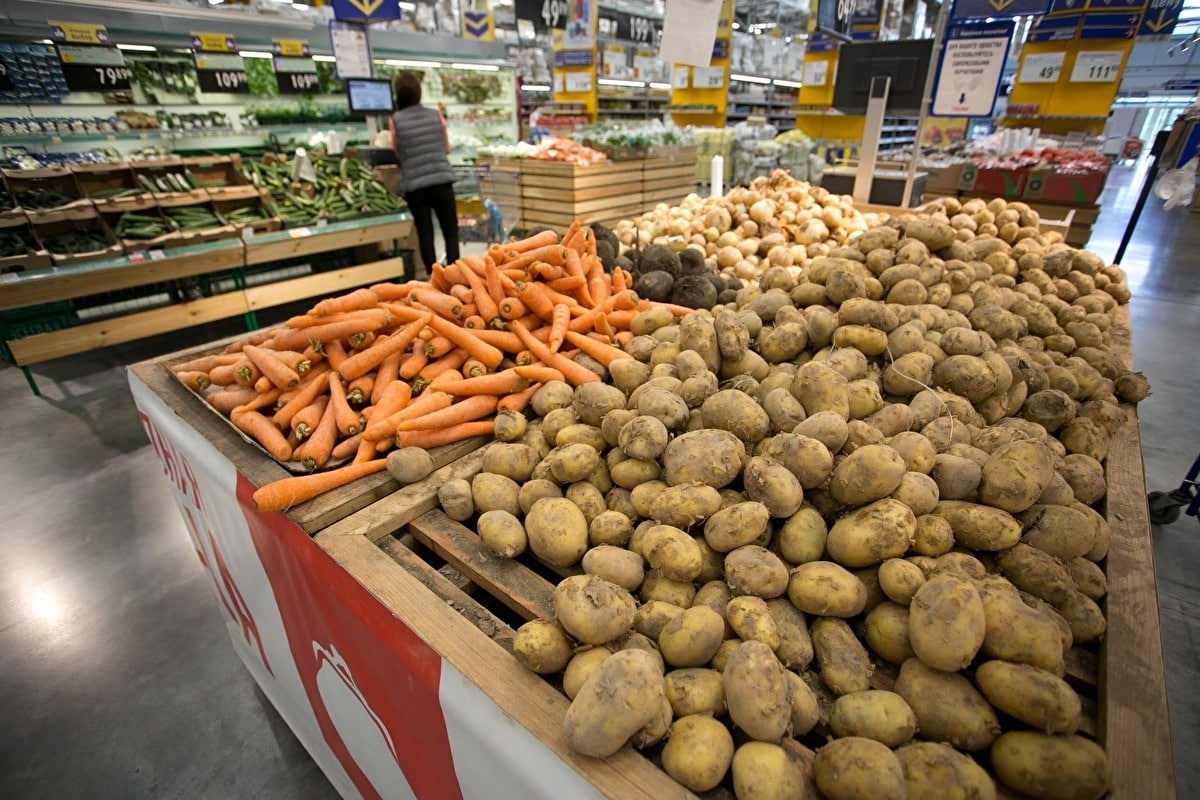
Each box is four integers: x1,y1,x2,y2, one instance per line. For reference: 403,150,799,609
272,371,330,430
232,359,260,387
353,434,378,463
347,375,374,406
419,349,469,380
613,267,630,294
592,312,615,339
302,344,324,365
371,350,404,405
369,282,416,302
396,395,498,432
462,357,487,378
244,345,301,390
291,396,329,441
176,370,211,392
206,386,260,414
501,244,568,272
433,369,528,397
614,331,634,348
410,287,463,319
326,432,362,461
367,390,453,443
328,374,363,436
349,331,376,350
224,329,274,354
233,388,283,415
459,260,498,323
399,345,428,380
515,364,565,384
514,350,534,366
395,421,494,450
425,335,455,359
310,287,378,317
511,321,600,386
484,258,506,307
651,301,696,317
173,352,241,374
271,350,311,376
504,229,559,255
252,460,388,512
530,261,564,282
293,400,338,470
272,317,386,353
498,296,526,320
337,313,430,382
468,328,526,353
561,221,582,251
548,303,571,353
285,308,392,330
497,382,539,412
565,330,634,367
587,267,611,310
362,382,413,442
449,283,473,303
426,315,505,369
608,289,638,311
605,309,638,330
232,410,293,462
514,281,559,320
462,315,486,330
253,375,273,394
547,274,586,293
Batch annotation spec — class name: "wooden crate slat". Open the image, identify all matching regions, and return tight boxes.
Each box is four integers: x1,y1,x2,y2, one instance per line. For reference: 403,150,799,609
316,533,690,800
522,194,643,216
522,183,633,203
407,509,556,622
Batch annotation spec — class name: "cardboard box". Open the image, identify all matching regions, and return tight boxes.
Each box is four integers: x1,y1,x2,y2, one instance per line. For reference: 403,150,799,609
1024,169,1108,204
3,167,89,214
71,162,153,209
183,154,248,199
959,163,1029,198
210,188,281,236
922,163,964,194
98,200,181,252
0,214,50,273
31,206,123,265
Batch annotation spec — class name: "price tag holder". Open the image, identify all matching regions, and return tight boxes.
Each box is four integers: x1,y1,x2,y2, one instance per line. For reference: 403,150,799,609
1069,50,1123,83
274,56,320,94
1018,52,1065,84
289,227,312,239
194,52,250,94
57,43,131,93
671,65,690,89
802,59,829,86
692,66,725,90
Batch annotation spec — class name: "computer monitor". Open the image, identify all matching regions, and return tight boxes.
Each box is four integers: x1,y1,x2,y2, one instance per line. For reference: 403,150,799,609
831,39,934,117
346,78,394,114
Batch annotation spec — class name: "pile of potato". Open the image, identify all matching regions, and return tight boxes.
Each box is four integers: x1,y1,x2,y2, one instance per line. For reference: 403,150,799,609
612,171,870,284
438,193,1147,800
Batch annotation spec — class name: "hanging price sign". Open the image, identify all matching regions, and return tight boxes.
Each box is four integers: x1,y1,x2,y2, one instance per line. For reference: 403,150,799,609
618,12,659,43
274,55,320,94
1018,52,1065,83
1069,50,1123,82
57,43,131,92
194,52,250,94
516,0,568,31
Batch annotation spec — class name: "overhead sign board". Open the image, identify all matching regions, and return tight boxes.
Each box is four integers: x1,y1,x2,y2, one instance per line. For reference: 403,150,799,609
931,20,1014,117
815,0,855,39
1139,0,1183,35
951,0,1052,21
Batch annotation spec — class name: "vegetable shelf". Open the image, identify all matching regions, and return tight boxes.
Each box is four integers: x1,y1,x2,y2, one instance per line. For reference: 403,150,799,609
127,297,1173,799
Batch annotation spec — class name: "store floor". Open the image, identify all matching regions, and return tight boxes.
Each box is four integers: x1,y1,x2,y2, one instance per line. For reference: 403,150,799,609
1,168,1197,798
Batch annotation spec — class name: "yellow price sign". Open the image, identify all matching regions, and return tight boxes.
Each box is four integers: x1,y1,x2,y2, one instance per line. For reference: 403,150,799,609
49,21,109,45
273,39,309,57
191,32,236,53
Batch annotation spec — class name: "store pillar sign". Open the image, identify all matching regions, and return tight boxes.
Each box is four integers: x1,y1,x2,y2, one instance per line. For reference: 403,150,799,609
332,0,402,21
1080,11,1140,38
1028,15,1080,41
462,0,495,42
802,59,830,86
931,20,1014,117
658,0,724,67
950,0,1051,20
1139,0,1183,35
693,65,724,88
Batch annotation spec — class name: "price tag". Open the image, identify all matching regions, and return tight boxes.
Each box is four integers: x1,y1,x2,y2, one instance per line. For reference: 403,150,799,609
516,0,568,31
618,12,660,43
692,66,725,89
289,227,312,238
274,55,320,94
57,44,132,92
802,60,829,86
1018,52,1065,84
1069,50,1123,83
194,52,249,94
564,71,593,93
240,226,255,241
671,66,691,89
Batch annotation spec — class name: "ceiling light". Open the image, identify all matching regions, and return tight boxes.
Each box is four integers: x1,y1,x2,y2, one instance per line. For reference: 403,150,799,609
451,63,501,71
522,84,551,91
773,79,803,88
731,73,771,84
117,44,157,52
312,54,336,62
598,78,645,87
238,51,275,59
386,59,438,67
649,82,671,90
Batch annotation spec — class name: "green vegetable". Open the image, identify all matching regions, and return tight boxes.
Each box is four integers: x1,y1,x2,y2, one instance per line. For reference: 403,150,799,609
113,211,171,240
14,187,77,210
42,230,110,255
0,227,37,257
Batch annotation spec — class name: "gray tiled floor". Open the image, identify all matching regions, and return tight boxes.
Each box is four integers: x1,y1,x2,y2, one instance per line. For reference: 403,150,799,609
0,163,1196,797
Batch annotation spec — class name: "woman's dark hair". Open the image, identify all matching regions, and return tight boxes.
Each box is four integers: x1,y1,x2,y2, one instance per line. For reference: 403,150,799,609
393,72,422,109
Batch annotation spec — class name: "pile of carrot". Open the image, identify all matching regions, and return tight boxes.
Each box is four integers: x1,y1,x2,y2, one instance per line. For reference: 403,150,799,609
170,222,687,514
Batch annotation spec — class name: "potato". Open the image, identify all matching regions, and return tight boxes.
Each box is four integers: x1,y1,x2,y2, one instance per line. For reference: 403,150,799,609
930,454,981,501
829,444,908,506
468,472,520,518
1059,453,1106,504
830,690,918,747
889,471,940,516
878,558,925,605
554,574,635,645
385,445,434,483
788,561,868,617
864,601,916,665
541,408,580,447
477,509,528,559
977,439,1056,512
580,545,644,592
931,355,997,402
641,570,697,607
659,605,725,667
643,524,704,582
1053,589,1107,643
636,387,690,431
1018,504,1098,560
531,380,574,416
567,480,606,522
743,456,805,517
588,509,633,547
794,410,850,453
514,479,558,516
725,545,789,599
513,619,573,674
572,381,627,426
731,741,807,800
930,500,1022,550
813,737,906,800
833,324,889,356
438,478,474,521
649,483,723,528
896,741,997,800
701,389,772,442
811,618,873,696
705,501,771,552
884,352,935,397
866,404,915,437
610,457,662,489
757,599,811,671
715,309,751,360
1022,388,1076,432
908,573,985,671
661,715,734,792
663,429,747,487
895,658,1000,751
760,433,834,489
634,601,686,642
826,498,917,567
762,388,808,433
608,357,651,394
759,322,811,363
724,640,791,741
615,416,669,462
776,504,828,564
564,649,665,758
562,647,613,699
1066,556,1107,599
910,513,954,556
990,732,1110,800
664,668,726,717
792,360,851,419
975,575,1064,672
997,543,1076,606
556,423,607,452
550,443,602,484
975,660,1080,734
524,497,589,566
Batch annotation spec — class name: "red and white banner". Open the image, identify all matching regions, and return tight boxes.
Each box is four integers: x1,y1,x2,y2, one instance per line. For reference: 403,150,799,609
129,372,599,800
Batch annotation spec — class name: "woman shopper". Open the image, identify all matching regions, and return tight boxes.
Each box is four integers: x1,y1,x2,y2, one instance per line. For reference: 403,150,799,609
389,71,459,279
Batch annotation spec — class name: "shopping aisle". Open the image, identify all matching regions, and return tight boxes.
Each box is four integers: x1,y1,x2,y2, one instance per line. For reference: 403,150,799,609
0,169,1197,796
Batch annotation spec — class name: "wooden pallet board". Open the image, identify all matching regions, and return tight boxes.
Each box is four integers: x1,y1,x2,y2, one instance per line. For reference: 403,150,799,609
519,169,644,192
643,164,699,184
522,193,644,217
521,183,633,203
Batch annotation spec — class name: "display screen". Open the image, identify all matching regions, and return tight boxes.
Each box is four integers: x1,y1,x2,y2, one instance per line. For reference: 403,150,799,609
346,78,393,113
831,40,934,117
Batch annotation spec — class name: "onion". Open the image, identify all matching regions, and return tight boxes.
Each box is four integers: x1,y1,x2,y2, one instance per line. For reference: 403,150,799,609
717,231,739,249
740,220,759,238
717,246,742,268
735,260,757,279
703,207,732,231
749,199,777,224
767,245,793,267
737,238,759,258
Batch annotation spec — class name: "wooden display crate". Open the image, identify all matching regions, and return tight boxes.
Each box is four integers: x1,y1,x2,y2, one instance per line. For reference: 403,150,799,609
131,303,1174,800
209,187,281,235
30,206,123,265
98,198,181,251
70,162,153,209
0,215,50,274
923,190,1093,247
182,154,247,199
156,195,238,248
3,167,89,217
